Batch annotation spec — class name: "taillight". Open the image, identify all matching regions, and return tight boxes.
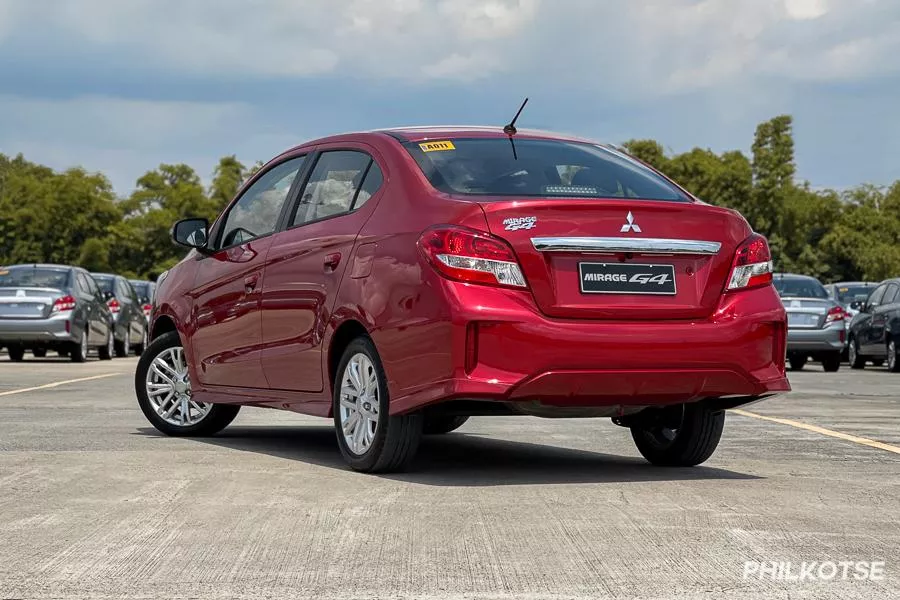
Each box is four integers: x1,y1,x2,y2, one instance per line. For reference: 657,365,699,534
142,303,152,316
726,234,774,291
108,298,121,313
825,305,846,324
51,295,77,313
418,225,527,289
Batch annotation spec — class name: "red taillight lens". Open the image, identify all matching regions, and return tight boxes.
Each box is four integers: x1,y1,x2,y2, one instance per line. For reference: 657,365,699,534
726,233,774,291
825,305,847,324
108,298,121,313
52,295,77,313
142,303,152,316
418,225,527,289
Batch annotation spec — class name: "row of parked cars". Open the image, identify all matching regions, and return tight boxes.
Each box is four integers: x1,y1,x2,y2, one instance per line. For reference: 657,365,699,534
0,263,155,362
778,273,900,372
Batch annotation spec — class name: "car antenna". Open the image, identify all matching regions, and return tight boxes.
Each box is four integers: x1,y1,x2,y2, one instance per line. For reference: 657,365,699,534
503,97,528,160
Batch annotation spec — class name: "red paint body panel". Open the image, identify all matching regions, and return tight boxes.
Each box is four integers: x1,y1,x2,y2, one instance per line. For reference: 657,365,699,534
153,127,790,418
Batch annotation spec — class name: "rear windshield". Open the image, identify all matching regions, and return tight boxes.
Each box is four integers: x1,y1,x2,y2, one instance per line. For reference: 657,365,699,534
833,284,875,304
403,138,689,201
775,278,828,299
0,267,70,289
130,282,150,302
93,276,114,294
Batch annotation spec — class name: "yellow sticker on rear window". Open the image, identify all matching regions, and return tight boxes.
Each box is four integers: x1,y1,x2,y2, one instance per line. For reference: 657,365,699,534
419,140,455,152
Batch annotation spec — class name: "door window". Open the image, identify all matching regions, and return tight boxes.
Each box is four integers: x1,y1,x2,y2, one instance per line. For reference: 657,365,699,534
218,156,307,249
290,151,374,227
867,285,887,310
76,273,91,295
883,284,899,305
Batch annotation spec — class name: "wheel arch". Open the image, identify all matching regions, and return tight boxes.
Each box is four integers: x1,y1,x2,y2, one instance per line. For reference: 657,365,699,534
327,319,371,394
150,314,178,341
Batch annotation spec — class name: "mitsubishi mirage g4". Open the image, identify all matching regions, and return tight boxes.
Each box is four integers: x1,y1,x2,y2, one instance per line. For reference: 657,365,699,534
135,127,790,472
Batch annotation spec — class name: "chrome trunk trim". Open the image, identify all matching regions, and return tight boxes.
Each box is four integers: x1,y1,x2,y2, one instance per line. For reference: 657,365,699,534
531,237,722,255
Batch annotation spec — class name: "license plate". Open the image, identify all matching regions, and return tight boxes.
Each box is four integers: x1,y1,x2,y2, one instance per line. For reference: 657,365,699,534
578,262,676,295
788,313,819,327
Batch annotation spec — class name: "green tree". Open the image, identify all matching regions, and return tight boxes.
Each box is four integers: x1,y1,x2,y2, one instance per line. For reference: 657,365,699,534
209,155,246,211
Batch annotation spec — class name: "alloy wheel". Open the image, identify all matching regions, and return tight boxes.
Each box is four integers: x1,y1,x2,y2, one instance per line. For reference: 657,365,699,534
889,341,897,371
849,341,857,365
338,353,380,455
125,331,131,355
145,346,212,427
82,330,90,359
107,331,114,357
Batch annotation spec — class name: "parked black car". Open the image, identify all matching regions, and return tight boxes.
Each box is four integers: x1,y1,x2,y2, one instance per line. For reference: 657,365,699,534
0,264,115,362
90,273,148,357
128,279,155,323
847,278,900,371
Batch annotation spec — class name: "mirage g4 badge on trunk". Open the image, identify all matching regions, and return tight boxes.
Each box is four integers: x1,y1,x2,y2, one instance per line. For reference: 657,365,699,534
502,216,537,231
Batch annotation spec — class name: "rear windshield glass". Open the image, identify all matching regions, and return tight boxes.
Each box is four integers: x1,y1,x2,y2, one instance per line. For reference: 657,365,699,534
833,284,875,304
93,276,114,294
131,282,150,301
0,267,69,289
775,278,828,299
403,138,689,201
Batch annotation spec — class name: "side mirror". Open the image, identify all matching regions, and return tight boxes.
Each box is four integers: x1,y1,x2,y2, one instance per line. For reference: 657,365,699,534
172,218,209,250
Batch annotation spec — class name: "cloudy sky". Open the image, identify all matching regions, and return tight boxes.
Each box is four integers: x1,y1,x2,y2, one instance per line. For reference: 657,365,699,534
1,0,898,194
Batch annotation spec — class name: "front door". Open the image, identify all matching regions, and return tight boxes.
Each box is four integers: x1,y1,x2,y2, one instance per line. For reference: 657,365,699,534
261,148,386,391
188,156,308,389
861,284,889,354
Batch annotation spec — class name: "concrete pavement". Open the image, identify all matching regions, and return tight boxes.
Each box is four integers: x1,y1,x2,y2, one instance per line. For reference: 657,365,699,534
1,355,898,599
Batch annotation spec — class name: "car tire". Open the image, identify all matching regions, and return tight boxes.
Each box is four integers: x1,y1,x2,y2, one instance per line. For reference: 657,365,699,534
69,330,89,363
135,331,240,436
848,337,866,370
98,329,113,361
423,415,470,435
631,403,725,467
333,336,423,473
7,345,25,362
821,352,841,372
31,348,47,358
888,339,900,373
789,355,807,371
114,330,129,358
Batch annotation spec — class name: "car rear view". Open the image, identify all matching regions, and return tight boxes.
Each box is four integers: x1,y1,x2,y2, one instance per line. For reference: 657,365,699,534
400,132,790,466
774,273,846,371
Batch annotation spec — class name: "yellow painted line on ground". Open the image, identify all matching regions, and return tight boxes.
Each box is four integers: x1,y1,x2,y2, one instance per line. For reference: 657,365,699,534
0,373,120,397
733,409,900,456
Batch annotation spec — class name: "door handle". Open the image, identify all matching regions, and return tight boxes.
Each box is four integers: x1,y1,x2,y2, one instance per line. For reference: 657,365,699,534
244,274,259,294
324,253,342,271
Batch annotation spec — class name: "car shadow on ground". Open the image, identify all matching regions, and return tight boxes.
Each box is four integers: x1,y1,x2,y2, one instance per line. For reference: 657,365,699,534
136,425,760,487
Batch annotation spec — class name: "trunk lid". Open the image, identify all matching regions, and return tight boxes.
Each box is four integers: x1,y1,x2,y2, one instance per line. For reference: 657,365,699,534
0,287,63,319
478,198,751,320
781,297,833,329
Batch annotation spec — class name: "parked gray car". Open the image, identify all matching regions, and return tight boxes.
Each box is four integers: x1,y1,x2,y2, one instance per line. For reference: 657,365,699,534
91,273,148,357
774,273,846,372
0,264,115,362
128,279,155,324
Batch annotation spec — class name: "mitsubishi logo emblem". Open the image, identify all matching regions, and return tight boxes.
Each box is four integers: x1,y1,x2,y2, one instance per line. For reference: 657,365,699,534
620,211,641,233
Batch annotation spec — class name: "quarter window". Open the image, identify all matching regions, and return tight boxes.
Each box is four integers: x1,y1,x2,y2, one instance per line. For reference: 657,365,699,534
883,284,899,304
291,151,374,227
218,156,306,249
354,162,384,210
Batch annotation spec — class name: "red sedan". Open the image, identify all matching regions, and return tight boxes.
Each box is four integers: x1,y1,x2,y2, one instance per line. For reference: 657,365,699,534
135,126,789,472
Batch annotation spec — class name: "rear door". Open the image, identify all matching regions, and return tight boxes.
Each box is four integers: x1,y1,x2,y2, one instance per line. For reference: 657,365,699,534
859,284,887,353
261,146,386,392
189,155,308,389
868,283,898,352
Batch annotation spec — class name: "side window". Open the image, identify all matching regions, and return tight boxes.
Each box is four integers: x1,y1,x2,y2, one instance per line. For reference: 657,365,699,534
353,162,384,210
868,285,887,309
75,273,90,295
114,279,126,300
291,151,373,227
218,156,306,249
884,284,899,305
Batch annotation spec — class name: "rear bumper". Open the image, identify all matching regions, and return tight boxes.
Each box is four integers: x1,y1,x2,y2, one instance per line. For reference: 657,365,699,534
386,284,790,415
0,317,75,345
786,326,844,354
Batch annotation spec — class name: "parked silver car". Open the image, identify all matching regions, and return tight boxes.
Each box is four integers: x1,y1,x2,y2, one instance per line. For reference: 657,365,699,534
0,264,115,362
774,273,846,372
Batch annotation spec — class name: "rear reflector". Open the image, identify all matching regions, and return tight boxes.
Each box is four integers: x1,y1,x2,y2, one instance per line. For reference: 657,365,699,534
726,234,773,291
51,295,77,313
419,225,527,289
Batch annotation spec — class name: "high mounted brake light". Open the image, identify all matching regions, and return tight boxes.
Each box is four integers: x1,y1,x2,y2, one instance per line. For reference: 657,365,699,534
418,225,527,289
726,234,774,291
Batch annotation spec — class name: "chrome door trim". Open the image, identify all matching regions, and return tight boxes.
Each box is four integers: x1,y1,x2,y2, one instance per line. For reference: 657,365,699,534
531,237,722,255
